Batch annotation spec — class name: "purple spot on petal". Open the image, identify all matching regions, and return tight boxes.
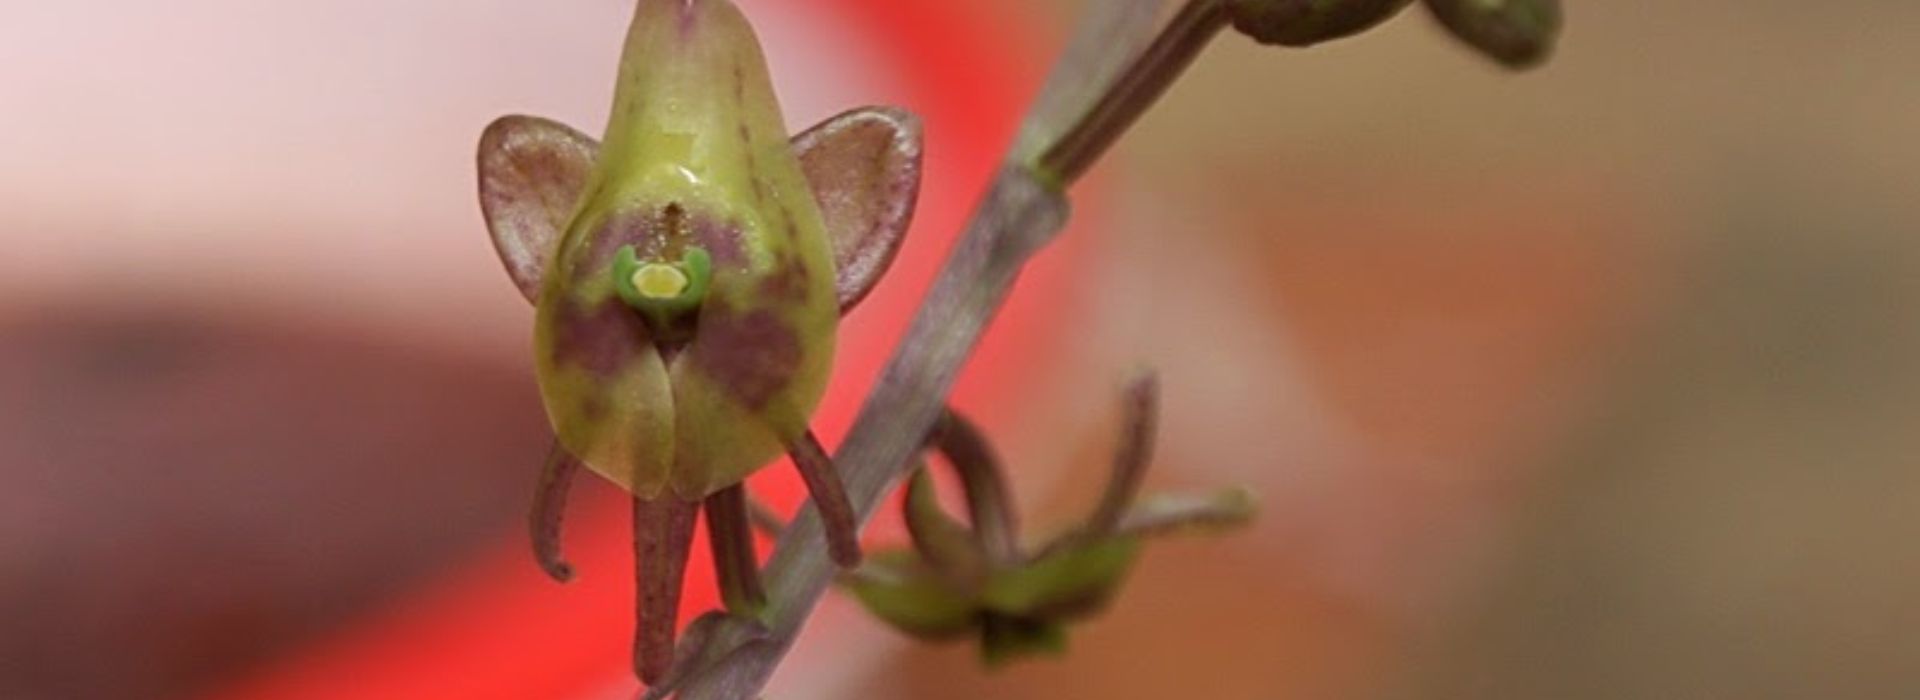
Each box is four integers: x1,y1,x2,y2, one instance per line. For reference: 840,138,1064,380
573,210,665,285
691,301,801,409
552,299,648,378
574,205,745,280
755,254,809,303
579,392,609,424
691,217,746,268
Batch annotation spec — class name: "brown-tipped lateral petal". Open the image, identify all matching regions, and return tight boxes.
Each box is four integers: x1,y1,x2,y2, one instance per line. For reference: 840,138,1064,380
477,115,600,303
791,106,924,312
530,441,583,582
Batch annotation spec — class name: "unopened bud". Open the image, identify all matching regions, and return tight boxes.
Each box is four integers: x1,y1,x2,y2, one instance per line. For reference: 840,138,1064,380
1225,0,1415,47
1422,0,1562,68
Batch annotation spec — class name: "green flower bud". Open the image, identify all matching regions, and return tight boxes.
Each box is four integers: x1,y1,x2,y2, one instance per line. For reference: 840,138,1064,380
1422,0,1562,68
1226,0,1417,47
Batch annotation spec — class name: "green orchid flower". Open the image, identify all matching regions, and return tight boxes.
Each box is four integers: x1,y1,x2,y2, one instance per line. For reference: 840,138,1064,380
476,0,923,684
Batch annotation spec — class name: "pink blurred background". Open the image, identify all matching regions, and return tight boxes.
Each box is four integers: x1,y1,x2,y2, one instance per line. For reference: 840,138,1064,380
5,1,1919,698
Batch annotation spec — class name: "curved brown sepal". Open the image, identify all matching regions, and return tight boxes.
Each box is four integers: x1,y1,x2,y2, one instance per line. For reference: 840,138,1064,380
786,430,863,567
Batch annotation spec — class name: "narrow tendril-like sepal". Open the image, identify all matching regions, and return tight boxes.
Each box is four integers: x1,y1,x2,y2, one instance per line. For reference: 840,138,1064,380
1085,372,1159,538
787,430,864,567
928,410,1021,565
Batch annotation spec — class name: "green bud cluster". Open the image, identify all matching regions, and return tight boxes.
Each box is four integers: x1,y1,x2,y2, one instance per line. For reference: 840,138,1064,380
1223,0,1561,67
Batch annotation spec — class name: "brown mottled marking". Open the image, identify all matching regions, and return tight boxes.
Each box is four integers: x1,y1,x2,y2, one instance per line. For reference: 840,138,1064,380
552,299,648,378
578,391,609,424
573,210,660,284
690,216,746,267
690,301,801,409
573,204,740,285
754,253,810,303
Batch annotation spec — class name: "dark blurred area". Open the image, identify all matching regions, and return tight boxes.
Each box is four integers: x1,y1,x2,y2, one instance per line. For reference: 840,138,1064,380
4,0,1920,698
0,303,546,697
